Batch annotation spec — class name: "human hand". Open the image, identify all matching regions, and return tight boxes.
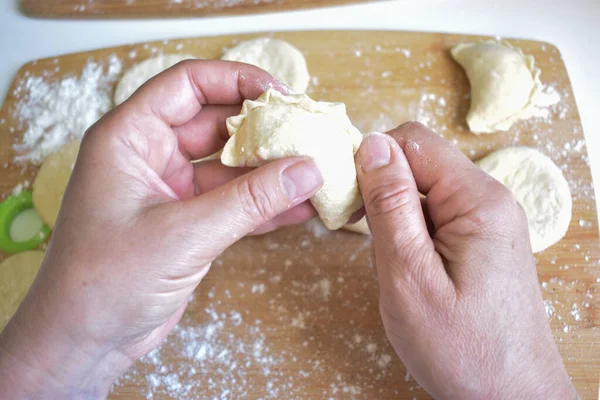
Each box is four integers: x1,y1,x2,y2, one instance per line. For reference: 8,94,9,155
0,61,323,398
355,123,577,399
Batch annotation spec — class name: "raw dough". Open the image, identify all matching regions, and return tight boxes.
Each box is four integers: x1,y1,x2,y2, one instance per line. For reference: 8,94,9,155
477,146,572,253
221,38,310,93
0,251,45,331
344,216,371,235
114,54,196,105
221,88,363,230
451,41,550,134
32,140,81,228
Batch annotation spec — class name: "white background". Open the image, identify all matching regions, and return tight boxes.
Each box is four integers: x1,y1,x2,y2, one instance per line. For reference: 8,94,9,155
1,0,599,213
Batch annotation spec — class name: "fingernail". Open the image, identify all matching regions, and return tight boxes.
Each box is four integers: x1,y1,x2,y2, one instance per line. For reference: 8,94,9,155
282,160,324,201
360,132,391,172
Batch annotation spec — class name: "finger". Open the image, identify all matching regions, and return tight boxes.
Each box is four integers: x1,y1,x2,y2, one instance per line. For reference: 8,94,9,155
347,207,366,224
174,105,241,161
250,203,317,235
193,160,252,195
166,157,324,260
193,160,318,234
123,59,291,127
356,132,447,289
386,122,509,230
387,122,529,288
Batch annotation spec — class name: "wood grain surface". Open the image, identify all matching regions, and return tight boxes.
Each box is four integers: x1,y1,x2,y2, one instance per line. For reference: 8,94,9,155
0,31,598,399
19,0,381,19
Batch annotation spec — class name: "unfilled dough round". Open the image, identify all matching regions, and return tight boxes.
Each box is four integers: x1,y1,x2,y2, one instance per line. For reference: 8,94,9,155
33,140,81,228
0,251,45,331
477,146,572,253
221,38,310,93
114,54,196,105
343,216,371,235
221,88,363,230
451,41,543,134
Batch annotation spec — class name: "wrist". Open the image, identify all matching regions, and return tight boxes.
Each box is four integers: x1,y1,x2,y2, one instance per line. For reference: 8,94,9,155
0,297,132,399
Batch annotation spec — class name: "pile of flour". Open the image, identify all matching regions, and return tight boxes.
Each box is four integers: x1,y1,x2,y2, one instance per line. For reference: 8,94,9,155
12,54,122,164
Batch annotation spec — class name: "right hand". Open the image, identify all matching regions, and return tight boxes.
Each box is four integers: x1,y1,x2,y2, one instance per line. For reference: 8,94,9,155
355,123,577,399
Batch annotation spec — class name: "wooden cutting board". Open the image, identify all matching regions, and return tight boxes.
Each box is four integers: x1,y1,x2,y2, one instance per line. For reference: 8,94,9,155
19,0,380,18
1,31,598,399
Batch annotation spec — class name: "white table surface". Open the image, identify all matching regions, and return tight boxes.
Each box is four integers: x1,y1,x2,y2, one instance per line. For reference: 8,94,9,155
1,0,599,215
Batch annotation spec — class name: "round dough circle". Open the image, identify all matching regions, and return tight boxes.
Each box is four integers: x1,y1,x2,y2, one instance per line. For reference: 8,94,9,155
477,146,572,253
33,140,81,228
0,251,45,330
114,54,196,105
221,38,310,93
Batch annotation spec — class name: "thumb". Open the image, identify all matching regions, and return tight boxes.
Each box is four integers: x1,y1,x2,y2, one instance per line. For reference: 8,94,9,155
174,157,323,258
356,132,435,280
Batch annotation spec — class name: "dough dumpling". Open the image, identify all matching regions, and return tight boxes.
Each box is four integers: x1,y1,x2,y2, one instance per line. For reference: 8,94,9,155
33,139,81,228
114,54,196,105
477,146,572,253
0,251,45,331
221,88,363,230
451,42,543,134
221,38,310,93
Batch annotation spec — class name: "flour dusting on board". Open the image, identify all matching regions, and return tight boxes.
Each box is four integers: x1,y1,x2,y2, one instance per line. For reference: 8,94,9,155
11,55,121,164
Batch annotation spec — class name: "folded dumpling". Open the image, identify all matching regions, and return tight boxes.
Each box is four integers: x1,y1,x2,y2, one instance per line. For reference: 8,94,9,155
221,88,363,230
451,41,549,134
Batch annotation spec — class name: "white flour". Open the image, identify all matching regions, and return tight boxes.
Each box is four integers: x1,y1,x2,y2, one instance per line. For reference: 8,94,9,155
12,54,122,164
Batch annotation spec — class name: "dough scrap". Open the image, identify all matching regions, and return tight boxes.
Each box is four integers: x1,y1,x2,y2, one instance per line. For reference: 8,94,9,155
114,54,196,105
221,38,310,93
477,146,572,253
221,88,363,230
343,216,371,235
33,140,81,228
451,41,554,134
0,251,45,331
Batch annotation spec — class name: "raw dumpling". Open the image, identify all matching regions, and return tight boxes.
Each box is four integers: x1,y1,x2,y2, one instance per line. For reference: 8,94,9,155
451,41,551,134
477,146,572,253
0,251,45,331
32,140,81,228
221,38,310,93
221,88,363,230
114,54,196,105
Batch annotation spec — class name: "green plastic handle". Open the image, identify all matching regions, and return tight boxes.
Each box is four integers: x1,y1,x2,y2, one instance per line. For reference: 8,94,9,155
0,191,51,254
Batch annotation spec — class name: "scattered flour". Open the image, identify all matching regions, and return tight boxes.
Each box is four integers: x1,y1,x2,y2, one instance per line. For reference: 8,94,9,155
304,218,331,238
11,180,30,195
251,283,266,294
12,55,122,164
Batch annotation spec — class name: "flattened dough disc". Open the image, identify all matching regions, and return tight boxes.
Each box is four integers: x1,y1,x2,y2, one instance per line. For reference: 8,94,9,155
222,38,310,93
477,146,572,253
0,251,45,330
32,140,81,229
114,54,196,105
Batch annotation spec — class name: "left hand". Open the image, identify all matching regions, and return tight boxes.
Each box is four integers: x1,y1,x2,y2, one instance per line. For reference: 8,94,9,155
0,60,324,398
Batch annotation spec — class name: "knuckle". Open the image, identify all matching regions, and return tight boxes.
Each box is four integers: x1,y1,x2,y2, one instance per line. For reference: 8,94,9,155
487,186,523,221
237,175,276,223
466,183,528,239
388,234,430,280
365,179,415,218
402,120,427,131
